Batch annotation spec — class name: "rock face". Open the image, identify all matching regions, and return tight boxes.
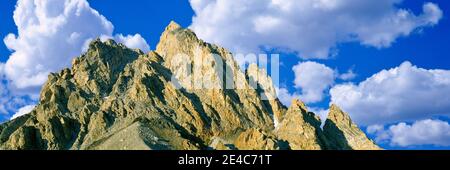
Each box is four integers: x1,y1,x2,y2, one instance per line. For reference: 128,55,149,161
234,128,280,150
0,21,380,150
323,105,381,150
276,100,329,150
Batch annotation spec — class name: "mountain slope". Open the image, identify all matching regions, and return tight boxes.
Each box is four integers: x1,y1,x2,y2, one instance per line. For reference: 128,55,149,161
0,21,380,150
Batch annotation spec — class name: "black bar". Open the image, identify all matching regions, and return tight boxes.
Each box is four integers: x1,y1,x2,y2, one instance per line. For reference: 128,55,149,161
0,150,448,169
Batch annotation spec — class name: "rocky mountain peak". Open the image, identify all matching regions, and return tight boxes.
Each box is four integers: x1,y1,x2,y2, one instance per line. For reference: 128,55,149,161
246,64,286,127
323,104,381,150
290,99,308,112
275,99,327,150
166,20,182,32
328,104,351,123
246,63,277,100
0,21,380,150
69,38,141,96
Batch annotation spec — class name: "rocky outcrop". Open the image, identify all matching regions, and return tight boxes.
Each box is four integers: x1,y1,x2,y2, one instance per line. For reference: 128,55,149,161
323,105,381,150
155,21,276,135
0,21,380,150
276,100,328,150
234,128,279,150
246,64,286,128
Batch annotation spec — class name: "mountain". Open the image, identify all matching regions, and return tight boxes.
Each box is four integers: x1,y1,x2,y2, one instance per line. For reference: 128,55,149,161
0,21,380,150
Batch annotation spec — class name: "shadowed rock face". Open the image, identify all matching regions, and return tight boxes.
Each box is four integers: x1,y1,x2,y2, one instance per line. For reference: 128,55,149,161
323,105,381,150
276,100,329,150
0,21,380,150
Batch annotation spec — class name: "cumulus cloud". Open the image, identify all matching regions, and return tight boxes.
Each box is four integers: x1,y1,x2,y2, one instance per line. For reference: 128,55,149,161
0,82,34,117
100,34,150,53
1,66,26,116
3,0,112,89
10,105,35,120
331,61,450,125
292,61,335,103
189,0,442,59
2,0,150,91
0,0,150,120
1,69,35,117
277,61,356,105
368,119,450,147
276,87,300,106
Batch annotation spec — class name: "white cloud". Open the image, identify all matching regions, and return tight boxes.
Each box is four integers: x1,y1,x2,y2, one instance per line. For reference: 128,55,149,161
102,34,150,53
292,61,335,103
0,82,9,115
0,63,4,74
2,0,150,91
366,124,391,143
331,61,450,125
389,119,450,147
277,61,355,105
339,68,357,81
366,124,384,134
1,71,35,117
189,0,442,59
368,119,450,147
10,105,35,120
276,87,300,106
308,107,329,127
3,0,113,90
0,83,33,117
1,66,21,116
0,0,150,119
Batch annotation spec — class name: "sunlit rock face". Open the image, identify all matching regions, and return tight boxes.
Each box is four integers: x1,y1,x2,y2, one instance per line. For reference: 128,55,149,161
276,99,328,150
323,105,381,150
0,21,380,150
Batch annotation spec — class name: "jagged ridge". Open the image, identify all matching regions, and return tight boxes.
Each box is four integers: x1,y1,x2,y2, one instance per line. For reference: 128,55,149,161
0,21,380,150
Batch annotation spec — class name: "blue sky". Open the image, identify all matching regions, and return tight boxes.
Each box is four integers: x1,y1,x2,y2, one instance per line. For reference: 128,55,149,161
1,0,450,150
